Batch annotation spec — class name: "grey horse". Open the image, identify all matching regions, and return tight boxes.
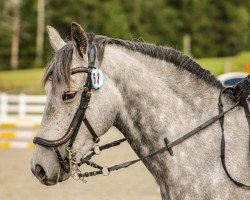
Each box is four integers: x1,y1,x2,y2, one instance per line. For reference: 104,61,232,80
31,22,250,199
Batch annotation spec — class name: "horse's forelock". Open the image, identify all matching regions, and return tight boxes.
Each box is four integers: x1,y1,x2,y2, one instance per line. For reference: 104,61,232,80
43,42,74,93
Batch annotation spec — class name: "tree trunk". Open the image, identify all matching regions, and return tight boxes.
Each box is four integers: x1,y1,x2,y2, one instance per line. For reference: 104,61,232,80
35,0,45,67
10,0,21,70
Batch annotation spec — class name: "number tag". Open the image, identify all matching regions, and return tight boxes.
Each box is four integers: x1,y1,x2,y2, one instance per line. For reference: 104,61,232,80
91,68,104,90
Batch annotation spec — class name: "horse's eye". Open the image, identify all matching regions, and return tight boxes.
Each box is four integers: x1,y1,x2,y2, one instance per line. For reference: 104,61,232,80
62,91,77,101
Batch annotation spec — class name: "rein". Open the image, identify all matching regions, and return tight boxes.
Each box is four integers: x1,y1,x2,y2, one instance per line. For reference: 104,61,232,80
33,38,250,188
71,84,250,189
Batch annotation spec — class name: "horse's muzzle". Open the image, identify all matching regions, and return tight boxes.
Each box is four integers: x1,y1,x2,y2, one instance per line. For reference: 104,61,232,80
31,165,59,186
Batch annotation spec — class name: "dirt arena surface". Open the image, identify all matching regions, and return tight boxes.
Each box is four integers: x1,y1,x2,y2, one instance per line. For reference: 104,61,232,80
0,127,160,200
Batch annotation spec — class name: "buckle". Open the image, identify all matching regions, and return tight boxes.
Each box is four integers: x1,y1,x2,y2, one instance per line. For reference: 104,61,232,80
93,137,100,143
164,138,174,156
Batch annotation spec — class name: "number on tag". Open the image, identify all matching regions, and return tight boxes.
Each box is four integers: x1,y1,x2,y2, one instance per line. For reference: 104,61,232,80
91,68,104,90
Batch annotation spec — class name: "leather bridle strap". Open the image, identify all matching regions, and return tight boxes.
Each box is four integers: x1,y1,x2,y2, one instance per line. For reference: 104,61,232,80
219,88,250,189
71,67,89,75
164,102,239,153
54,147,70,172
79,138,127,162
68,86,92,148
77,100,240,178
83,118,100,143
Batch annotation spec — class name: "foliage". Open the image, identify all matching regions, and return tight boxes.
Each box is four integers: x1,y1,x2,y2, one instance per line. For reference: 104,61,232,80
0,0,250,70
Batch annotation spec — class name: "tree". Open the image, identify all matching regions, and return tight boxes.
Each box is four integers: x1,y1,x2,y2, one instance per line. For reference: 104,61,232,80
35,0,45,67
6,0,21,70
1,0,250,70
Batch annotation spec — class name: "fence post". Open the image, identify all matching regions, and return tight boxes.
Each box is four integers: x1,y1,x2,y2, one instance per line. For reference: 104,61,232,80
0,93,8,120
19,93,26,118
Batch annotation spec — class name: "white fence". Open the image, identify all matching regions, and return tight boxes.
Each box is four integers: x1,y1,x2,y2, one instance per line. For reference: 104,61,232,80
0,93,46,149
0,93,46,121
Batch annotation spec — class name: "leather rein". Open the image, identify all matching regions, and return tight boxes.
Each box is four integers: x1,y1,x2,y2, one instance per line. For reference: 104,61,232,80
33,40,250,188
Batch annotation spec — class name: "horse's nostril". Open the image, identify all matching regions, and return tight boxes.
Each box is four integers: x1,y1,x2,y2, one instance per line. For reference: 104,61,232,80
35,165,46,180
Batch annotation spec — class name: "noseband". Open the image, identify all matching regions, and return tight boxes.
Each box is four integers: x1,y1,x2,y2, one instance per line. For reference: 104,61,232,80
33,39,250,188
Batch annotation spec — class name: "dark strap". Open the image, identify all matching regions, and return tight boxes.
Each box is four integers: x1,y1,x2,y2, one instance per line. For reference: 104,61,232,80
233,75,250,105
93,138,127,151
71,67,89,75
48,67,89,81
234,75,250,152
77,90,249,183
87,32,96,68
81,159,103,170
218,88,250,189
165,102,239,154
78,138,127,164
242,100,250,152
54,147,70,173
77,101,239,177
83,117,100,143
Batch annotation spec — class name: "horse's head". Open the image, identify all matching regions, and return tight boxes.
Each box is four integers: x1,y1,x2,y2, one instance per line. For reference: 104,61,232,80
31,22,121,185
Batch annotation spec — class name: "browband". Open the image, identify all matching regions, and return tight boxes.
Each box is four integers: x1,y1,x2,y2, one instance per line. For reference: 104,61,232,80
48,67,89,81
71,67,89,75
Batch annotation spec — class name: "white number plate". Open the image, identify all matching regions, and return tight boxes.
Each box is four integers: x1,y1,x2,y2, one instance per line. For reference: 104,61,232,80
91,68,104,90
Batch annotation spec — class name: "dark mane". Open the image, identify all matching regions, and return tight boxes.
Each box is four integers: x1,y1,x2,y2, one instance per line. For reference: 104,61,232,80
94,35,224,90
43,33,224,92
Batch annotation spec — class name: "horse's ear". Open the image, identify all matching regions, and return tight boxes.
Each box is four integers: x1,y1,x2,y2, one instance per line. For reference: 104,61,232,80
47,25,66,51
71,22,88,58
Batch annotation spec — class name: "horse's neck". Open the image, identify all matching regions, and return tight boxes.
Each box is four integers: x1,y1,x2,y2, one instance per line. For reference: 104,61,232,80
101,45,250,194
102,45,222,151
99,43,250,198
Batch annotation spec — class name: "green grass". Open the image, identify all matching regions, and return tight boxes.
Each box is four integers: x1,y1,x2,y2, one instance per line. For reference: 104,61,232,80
197,51,250,75
0,51,250,94
0,68,45,94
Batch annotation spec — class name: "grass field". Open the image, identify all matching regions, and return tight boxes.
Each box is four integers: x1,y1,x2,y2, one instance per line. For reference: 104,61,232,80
0,68,44,94
0,52,250,94
197,51,250,75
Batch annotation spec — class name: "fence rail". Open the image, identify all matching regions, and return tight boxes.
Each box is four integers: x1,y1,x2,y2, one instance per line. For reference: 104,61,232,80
0,141,34,149
0,93,46,120
0,93,46,149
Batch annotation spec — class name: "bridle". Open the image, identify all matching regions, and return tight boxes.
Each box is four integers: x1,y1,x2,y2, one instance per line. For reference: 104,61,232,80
33,38,250,188
33,41,101,173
